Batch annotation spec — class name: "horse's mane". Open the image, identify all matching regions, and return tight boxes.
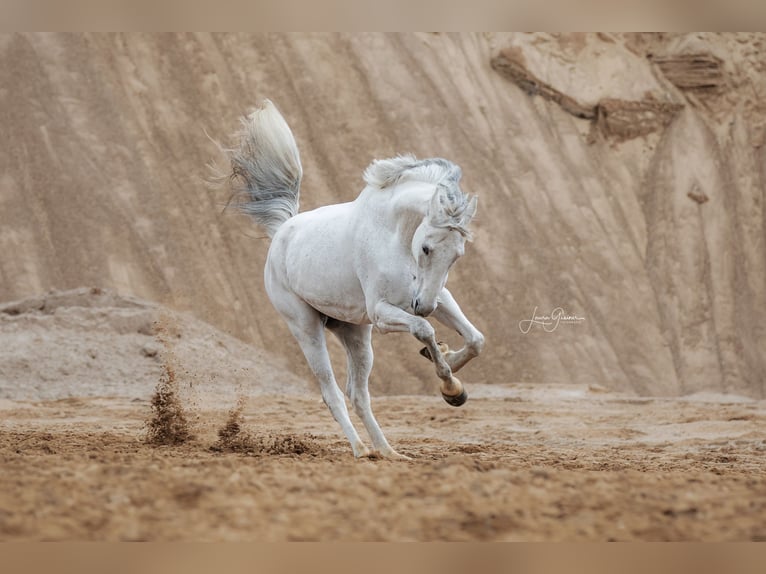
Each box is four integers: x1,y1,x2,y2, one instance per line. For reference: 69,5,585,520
363,155,474,239
363,155,462,190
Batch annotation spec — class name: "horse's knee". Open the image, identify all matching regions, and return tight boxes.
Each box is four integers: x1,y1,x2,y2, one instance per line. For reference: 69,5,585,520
411,318,435,343
467,331,485,357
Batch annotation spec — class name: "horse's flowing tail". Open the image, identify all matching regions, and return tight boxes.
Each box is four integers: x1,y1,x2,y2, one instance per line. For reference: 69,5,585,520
214,100,302,238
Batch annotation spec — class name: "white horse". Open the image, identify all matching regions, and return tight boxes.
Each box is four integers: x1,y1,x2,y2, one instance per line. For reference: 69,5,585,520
216,100,484,459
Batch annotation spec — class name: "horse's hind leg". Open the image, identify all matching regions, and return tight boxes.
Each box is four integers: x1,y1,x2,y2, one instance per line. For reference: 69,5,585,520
273,297,370,458
328,322,410,460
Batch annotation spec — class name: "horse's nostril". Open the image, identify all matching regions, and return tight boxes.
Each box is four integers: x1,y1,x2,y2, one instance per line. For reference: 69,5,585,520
412,299,435,317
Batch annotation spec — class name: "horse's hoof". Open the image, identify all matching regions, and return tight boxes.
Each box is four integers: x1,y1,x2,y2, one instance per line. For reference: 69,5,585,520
352,443,372,458
377,449,413,461
442,388,468,407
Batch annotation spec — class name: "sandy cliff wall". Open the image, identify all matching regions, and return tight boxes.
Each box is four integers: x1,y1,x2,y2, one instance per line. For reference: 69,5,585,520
1,33,764,396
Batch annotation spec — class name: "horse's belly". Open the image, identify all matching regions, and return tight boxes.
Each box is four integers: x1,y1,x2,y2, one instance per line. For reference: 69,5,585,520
292,281,368,324
283,250,369,324
293,273,369,324
315,302,369,325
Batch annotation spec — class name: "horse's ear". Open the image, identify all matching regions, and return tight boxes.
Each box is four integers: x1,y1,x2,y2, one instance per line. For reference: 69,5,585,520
461,195,478,225
428,189,446,224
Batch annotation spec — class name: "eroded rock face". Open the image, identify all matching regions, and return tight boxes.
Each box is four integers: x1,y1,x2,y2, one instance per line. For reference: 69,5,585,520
650,53,725,93
490,33,766,397
0,33,764,397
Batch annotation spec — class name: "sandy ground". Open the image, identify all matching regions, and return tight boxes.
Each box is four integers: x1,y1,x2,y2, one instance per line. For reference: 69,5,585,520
1,383,764,541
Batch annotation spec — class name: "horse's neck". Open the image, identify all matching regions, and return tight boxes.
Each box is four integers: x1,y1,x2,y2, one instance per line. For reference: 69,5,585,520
387,183,433,243
355,182,433,255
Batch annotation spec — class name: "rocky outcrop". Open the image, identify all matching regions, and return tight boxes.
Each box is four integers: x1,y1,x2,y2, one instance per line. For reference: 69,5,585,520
491,46,684,142
650,53,725,93
595,98,683,142
0,288,308,400
491,49,596,119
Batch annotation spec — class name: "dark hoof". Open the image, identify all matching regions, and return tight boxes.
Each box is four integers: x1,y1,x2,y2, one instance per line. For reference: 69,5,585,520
442,388,468,407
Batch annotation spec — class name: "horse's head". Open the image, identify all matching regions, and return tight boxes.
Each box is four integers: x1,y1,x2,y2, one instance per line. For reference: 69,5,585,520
411,187,477,317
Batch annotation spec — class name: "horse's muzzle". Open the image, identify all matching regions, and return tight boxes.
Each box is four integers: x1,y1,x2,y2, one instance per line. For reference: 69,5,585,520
412,299,435,317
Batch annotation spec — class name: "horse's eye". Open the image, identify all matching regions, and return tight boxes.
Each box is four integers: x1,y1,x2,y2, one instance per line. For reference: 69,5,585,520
422,246,430,256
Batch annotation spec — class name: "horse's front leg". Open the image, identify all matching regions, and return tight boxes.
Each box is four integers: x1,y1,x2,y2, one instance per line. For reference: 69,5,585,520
424,288,485,373
372,301,467,407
